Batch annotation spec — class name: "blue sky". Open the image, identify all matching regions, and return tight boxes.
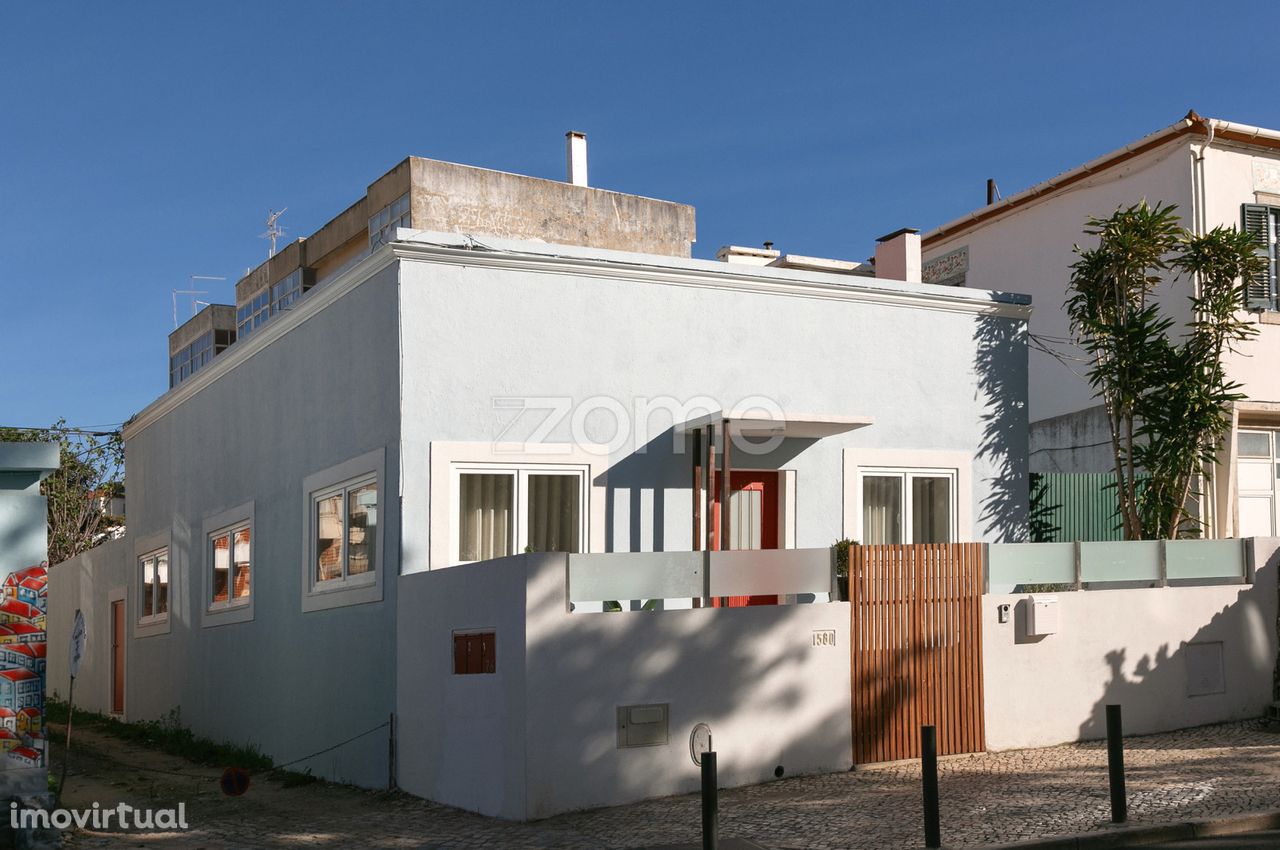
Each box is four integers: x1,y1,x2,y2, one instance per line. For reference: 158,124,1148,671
2,1,1276,430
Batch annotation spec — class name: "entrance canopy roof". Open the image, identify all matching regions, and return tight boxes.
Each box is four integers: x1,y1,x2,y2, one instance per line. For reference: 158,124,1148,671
676,409,873,440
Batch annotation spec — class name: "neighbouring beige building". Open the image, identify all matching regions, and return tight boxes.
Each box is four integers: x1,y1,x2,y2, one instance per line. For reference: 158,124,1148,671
920,111,1280,539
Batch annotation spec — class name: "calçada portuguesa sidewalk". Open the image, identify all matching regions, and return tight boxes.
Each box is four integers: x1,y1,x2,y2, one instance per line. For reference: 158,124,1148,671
53,719,1280,850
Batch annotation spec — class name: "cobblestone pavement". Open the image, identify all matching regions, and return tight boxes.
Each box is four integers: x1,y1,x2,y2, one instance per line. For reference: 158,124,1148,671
54,719,1280,849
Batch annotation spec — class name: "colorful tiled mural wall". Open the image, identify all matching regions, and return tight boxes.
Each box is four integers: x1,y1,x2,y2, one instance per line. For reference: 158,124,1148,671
0,564,46,769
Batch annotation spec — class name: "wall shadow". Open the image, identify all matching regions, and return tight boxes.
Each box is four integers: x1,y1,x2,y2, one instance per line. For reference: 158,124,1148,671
1075,544,1279,745
973,314,1030,542
602,428,815,553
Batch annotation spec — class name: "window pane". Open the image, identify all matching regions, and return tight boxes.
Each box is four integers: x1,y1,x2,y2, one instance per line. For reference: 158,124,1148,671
729,488,762,550
912,476,953,543
459,473,513,561
155,552,169,615
1239,459,1273,493
1239,431,1272,458
347,484,377,577
212,534,230,603
316,493,344,582
862,476,902,545
1239,495,1275,537
233,528,251,598
527,474,581,553
142,558,155,617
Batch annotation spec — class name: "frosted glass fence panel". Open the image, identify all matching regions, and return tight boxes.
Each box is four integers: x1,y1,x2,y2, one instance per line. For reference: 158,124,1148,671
568,552,702,603
708,548,832,597
987,543,1074,593
1080,541,1161,584
1165,539,1246,581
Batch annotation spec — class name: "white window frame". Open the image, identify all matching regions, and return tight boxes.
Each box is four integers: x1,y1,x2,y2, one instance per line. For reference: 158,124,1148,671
1236,428,1277,536
133,527,172,638
843,448,973,543
857,466,958,545
301,448,386,613
428,441,609,570
451,463,589,565
201,502,255,627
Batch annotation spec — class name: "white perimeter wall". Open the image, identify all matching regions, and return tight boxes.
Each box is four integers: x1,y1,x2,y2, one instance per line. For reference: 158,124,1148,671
395,553,533,820
982,538,1280,751
396,553,852,820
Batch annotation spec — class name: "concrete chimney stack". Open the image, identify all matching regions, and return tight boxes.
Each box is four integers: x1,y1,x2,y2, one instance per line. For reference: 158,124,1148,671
874,228,922,283
566,131,588,187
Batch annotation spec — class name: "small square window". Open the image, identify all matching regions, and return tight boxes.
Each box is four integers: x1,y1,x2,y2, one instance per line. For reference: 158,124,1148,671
209,522,251,610
301,449,385,613
138,548,169,623
312,477,377,586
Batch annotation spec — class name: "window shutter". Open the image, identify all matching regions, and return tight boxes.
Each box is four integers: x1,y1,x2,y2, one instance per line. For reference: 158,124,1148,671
1242,204,1277,310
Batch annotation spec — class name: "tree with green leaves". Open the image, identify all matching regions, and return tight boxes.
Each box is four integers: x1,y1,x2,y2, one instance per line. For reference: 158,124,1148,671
0,420,124,563
1066,201,1264,539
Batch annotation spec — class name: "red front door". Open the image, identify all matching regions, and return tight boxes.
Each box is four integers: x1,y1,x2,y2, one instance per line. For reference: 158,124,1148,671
712,470,780,606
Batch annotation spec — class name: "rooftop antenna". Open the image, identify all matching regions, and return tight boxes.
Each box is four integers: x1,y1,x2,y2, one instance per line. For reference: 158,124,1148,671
172,275,227,329
261,208,288,258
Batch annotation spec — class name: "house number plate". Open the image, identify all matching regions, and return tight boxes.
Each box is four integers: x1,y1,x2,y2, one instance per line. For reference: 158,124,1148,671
812,630,836,647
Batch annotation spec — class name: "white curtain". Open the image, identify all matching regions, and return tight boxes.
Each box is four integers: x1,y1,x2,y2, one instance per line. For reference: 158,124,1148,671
460,473,513,561
911,476,952,543
862,476,902,545
729,488,762,550
527,474,580,553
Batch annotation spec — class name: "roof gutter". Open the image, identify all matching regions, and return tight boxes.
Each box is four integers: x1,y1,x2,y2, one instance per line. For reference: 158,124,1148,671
922,112,1280,249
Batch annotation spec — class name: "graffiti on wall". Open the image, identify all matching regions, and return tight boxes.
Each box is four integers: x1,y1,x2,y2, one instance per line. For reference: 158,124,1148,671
0,564,46,769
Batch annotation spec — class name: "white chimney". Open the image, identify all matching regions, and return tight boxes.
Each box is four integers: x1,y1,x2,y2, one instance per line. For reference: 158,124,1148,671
874,228,922,283
566,131,588,187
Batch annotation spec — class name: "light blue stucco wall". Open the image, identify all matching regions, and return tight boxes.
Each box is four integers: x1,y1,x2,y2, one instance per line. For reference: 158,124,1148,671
47,238,1030,795
398,251,1030,569
65,265,402,788
0,444,58,571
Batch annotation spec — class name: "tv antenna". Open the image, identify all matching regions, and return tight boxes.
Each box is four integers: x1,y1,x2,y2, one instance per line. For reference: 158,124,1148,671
172,275,227,329
261,208,288,258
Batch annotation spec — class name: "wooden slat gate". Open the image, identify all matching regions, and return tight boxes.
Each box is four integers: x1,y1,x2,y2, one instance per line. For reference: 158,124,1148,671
851,543,985,764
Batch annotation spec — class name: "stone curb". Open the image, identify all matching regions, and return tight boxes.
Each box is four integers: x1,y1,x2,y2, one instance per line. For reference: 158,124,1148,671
975,808,1280,850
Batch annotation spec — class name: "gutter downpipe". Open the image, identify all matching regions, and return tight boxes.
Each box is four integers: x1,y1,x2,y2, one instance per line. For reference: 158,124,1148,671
1190,118,1215,537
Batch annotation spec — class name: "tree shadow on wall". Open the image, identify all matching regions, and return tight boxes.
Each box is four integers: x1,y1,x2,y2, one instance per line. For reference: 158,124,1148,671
1075,547,1279,746
973,314,1030,543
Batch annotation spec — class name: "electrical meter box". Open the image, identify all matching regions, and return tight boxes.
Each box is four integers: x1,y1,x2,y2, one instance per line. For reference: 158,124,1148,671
1028,595,1059,636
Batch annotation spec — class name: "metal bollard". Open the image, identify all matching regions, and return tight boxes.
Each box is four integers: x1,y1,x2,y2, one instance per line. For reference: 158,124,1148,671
921,726,941,849
701,750,718,850
1106,704,1127,823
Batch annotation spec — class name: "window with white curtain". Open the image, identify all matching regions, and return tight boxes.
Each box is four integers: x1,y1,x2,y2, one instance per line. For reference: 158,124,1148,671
861,468,956,545
453,465,585,564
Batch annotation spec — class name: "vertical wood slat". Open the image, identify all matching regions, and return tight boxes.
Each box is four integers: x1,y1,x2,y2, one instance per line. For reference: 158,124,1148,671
851,542,986,764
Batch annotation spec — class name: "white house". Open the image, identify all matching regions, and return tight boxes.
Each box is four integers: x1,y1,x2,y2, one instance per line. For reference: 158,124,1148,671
46,135,1031,806
921,111,1280,539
